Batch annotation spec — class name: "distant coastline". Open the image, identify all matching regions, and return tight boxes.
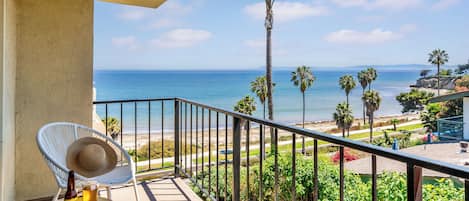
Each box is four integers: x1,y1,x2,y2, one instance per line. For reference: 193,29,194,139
94,68,421,132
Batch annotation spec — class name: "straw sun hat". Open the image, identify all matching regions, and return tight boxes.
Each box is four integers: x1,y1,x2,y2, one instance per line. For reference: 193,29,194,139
66,137,117,178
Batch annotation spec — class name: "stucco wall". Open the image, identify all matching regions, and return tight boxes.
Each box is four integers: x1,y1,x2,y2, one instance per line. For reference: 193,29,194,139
15,0,93,200
0,0,17,200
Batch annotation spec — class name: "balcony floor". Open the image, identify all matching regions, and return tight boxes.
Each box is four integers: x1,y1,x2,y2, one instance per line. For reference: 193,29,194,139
106,177,202,201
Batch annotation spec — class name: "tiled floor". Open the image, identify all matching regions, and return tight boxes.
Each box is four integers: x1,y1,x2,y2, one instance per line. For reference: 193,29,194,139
107,177,202,201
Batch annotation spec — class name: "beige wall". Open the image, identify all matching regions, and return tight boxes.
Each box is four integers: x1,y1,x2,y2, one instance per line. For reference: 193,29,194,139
15,0,93,200
0,0,17,200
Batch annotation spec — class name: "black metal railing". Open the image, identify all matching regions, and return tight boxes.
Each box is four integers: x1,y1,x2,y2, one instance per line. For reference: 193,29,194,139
437,115,464,140
94,98,469,201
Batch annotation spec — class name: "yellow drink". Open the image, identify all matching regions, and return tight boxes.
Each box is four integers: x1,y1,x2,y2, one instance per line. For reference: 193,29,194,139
82,183,98,201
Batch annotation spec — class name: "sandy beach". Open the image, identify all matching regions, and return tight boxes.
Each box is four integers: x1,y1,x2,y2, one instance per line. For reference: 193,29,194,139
95,113,420,150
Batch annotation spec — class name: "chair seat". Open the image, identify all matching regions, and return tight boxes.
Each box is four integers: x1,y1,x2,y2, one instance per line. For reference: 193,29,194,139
94,165,133,185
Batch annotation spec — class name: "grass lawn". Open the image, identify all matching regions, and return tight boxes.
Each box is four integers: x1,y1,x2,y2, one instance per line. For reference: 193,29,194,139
191,123,423,163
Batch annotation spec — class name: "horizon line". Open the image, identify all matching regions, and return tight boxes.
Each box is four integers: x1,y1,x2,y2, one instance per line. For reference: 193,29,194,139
94,63,447,71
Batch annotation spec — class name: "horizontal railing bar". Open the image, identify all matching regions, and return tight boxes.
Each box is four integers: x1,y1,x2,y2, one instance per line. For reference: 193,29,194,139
93,97,176,104
438,119,465,124
440,115,464,120
93,97,469,179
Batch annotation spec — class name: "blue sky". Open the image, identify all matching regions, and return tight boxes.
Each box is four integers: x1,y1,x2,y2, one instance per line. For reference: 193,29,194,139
94,0,469,70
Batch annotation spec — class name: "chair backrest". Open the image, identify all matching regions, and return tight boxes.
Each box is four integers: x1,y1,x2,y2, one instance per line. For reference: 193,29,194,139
37,122,132,187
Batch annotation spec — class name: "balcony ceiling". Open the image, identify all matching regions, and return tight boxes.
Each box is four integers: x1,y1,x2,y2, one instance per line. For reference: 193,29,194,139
99,0,166,8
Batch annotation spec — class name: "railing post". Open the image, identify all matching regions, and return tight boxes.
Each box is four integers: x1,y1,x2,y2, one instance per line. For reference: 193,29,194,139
174,99,180,177
407,163,423,201
232,117,242,201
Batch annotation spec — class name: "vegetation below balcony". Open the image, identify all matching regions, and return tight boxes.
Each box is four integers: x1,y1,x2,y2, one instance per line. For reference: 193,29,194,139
192,154,464,201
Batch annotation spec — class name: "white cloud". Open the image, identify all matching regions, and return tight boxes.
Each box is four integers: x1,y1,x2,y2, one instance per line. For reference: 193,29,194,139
151,29,212,48
244,2,329,23
431,0,461,10
118,9,147,21
331,0,422,11
112,36,138,50
324,29,402,44
372,0,421,10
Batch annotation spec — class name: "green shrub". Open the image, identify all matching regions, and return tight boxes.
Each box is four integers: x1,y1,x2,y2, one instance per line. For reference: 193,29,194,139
192,154,463,201
423,178,464,201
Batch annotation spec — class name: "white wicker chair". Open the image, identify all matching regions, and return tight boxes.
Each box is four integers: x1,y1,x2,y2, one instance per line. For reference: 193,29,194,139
36,122,140,201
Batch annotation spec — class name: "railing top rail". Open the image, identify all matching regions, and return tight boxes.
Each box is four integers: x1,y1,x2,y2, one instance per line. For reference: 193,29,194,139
93,97,469,179
93,97,176,104
439,115,464,122
438,119,465,124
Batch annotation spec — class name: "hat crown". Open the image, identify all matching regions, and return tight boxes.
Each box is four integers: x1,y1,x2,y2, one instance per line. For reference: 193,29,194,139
78,144,107,171
66,137,117,178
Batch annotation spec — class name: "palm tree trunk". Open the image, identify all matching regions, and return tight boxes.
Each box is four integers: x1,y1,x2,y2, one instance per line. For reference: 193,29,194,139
263,103,266,119
342,129,345,138
262,102,266,160
437,63,440,96
362,88,366,125
302,92,305,129
265,2,275,148
346,94,349,106
346,94,350,137
369,113,373,142
302,92,306,154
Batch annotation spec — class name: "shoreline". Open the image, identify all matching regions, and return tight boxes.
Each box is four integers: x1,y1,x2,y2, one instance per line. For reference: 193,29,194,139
100,113,420,149
114,113,418,135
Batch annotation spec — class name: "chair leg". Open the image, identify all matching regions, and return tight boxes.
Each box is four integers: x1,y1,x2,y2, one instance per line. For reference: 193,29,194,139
52,188,61,201
133,177,141,201
106,186,112,200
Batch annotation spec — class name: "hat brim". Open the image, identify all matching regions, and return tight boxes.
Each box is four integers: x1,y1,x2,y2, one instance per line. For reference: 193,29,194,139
66,137,118,178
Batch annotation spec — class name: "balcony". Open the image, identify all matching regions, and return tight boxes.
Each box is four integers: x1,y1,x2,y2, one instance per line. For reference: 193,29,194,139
437,116,464,140
93,98,469,201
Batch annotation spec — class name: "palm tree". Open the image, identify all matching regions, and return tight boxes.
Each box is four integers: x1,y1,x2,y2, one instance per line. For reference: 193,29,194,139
362,90,381,142
234,95,257,115
291,65,315,154
102,117,121,141
390,119,399,131
428,49,449,96
250,76,273,159
333,102,354,137
234,96,257,134
339,75,356,136
357,70,369,125
265,0,275,148
366,67,377,90
250,76,276,119
339,75,356,105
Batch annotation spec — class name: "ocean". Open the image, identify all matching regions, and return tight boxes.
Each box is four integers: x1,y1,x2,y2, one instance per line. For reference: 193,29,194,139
94,68,420,132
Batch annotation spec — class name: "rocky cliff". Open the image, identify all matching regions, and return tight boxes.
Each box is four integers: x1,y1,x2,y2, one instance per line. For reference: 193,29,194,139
412,76,459,89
